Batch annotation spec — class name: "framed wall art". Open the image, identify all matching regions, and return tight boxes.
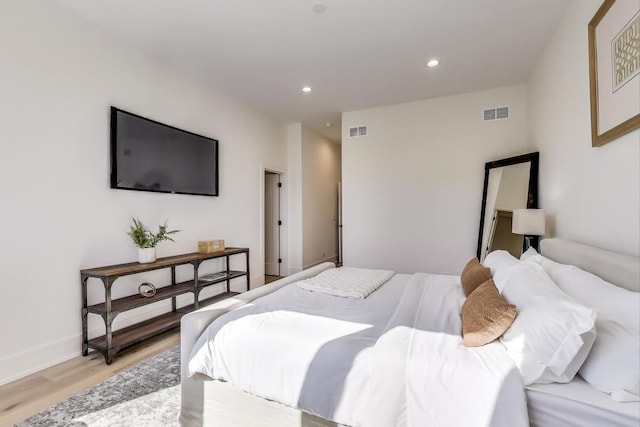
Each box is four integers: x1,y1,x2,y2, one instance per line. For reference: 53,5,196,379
588,0,640,147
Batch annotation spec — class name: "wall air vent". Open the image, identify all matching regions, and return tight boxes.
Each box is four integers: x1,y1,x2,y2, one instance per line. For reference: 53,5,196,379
496,106,509,119
483,109,496,121
484,106,510,121
349,125,368,138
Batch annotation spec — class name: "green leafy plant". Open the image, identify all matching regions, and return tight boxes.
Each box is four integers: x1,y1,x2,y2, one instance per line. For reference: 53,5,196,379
127,217,180,248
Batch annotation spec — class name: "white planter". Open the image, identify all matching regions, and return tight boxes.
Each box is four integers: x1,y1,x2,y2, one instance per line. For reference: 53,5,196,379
138,247,157,264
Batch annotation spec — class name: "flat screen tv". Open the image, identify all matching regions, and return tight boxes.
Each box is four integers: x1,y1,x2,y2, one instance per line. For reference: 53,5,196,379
110,107,219,196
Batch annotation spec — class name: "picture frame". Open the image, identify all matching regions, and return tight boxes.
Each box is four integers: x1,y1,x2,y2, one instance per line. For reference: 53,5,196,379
588,0,640,147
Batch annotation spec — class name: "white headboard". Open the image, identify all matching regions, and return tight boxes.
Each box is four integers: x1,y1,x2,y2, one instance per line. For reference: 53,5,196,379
540,238,640,292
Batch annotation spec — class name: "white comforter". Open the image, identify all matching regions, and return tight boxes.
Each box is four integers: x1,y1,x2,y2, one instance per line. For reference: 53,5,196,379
188,273,529,427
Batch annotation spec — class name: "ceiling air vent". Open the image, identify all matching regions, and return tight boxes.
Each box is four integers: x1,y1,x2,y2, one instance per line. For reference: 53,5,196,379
483,106,510,121
349,125,367,138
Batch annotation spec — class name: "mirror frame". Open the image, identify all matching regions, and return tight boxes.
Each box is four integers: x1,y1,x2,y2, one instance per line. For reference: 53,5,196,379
476,152,539,259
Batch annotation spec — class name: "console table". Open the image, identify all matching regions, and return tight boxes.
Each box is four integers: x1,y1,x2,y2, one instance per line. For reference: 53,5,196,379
81,247,249,364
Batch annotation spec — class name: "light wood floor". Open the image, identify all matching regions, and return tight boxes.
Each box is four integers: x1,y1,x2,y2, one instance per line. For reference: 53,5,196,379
264,274,282,284
0,329,179,426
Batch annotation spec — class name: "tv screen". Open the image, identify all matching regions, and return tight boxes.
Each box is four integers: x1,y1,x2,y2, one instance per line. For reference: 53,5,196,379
110,107,219,196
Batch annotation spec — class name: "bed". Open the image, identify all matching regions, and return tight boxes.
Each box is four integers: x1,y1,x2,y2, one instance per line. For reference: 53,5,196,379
179,238,640,426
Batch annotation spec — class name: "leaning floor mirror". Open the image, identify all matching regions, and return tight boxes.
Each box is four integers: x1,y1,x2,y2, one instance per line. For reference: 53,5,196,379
476,152,539,261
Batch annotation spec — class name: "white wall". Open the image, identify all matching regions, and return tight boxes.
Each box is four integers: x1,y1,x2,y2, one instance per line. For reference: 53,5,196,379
286,123,304,274
528,0,640,256
0,0,287,385
287,124,342,272
301,127,341,268
342,85,530,274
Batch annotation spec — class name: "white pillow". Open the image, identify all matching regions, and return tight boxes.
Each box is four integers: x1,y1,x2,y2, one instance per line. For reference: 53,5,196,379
519,246,539,261
526,255,640,401
493,261,597,385
482,250,520,291
581,322,639,402
526,255,639,336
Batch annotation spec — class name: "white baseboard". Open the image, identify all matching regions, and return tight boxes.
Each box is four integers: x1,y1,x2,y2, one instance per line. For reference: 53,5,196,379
0,333,80,387
0,284,229,387
303,254,338,270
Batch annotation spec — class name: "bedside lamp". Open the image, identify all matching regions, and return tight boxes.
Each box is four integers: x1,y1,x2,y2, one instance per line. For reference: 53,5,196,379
512,209,546,250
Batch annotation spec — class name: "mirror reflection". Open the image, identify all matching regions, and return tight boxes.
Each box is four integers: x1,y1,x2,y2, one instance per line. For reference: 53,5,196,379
476,152,539,261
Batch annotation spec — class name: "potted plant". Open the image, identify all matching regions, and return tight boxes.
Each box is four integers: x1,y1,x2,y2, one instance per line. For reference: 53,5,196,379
127,217,180,263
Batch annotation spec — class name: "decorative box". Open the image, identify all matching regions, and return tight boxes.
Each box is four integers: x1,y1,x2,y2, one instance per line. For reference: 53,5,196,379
198,239,225,253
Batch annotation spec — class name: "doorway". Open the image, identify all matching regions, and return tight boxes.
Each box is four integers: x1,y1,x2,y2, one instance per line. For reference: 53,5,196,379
264,171,282,283
337,181,343,266
487,210,524,258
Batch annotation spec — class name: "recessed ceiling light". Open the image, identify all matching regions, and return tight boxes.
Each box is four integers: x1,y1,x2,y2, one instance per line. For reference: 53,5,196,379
325,122,333,127
312,3,327,14
427,59,439,68
302,86,312,93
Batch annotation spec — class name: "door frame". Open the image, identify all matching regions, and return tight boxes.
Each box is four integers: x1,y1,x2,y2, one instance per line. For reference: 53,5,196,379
260,165,287,282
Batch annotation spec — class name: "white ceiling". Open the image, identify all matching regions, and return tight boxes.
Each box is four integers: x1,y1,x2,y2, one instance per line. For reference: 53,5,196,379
54,0,571,142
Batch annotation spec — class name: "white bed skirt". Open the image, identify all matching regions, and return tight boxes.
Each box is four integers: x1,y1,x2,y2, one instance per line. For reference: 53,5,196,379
180,377,343,427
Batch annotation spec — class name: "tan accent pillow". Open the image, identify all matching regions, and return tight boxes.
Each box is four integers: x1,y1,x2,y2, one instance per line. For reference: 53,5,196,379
462,279,517,347
460,257,492,296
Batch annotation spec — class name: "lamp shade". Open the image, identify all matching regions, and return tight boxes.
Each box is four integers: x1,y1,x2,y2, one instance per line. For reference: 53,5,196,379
512,209,545,235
